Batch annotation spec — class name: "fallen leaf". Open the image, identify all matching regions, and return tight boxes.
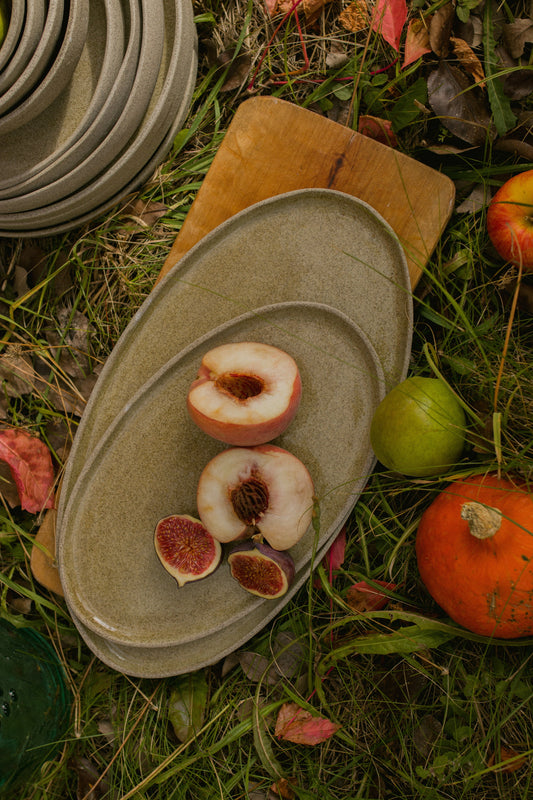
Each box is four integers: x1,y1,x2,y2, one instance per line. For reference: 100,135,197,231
277,0,333,23
502,19,533,59
0,345,38,397
239,650,279,684
451,37,485,86
120,199,168,229
455,184,491,214
220,51,252,91
69,756,109,799
272,631,306,680
427,61,495,145
325,525,346,571
46,307,95,377
275,702,341,744
0,428,55,513
487,745,528,773
402,18,431,68
270,777,298,798
168,671,208,743
358,115,398,147
371,0,407,51
346,580,396,612
0,461,20,507
338,0,368,33
428,1,455,57
413,714,442,757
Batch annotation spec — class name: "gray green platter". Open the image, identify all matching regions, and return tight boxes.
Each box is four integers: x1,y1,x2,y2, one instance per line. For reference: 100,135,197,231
57,189,414,676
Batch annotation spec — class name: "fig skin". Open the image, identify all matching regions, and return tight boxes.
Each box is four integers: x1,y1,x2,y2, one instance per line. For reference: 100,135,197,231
154,514,222,588
227,539,295,599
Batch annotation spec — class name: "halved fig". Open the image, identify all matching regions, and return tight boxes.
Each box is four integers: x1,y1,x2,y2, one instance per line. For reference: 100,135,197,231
154,514,221,587
196,444,314,550
228,540,295,598
187,341,302,446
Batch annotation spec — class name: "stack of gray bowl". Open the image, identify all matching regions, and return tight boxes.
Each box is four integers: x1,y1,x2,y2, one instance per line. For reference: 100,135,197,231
0,0,197,237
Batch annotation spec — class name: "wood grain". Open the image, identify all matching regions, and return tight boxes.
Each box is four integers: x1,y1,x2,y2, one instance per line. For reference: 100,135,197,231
158,96,456,288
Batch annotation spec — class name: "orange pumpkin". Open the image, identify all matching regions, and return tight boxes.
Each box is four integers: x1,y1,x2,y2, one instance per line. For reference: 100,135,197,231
415,474,533,638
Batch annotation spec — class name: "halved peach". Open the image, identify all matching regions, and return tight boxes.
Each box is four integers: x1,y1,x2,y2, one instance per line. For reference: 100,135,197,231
187,342,302,446
196,444,314,551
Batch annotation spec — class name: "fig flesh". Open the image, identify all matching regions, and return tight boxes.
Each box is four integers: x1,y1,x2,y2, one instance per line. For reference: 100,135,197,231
227,540,295,598
154,514,221,588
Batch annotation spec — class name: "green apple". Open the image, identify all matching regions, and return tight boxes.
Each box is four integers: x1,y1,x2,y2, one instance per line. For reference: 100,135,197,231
370,376,466,477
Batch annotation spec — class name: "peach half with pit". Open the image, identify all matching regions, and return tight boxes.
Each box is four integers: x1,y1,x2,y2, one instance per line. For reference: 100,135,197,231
186,342,302,446
196,444,315,551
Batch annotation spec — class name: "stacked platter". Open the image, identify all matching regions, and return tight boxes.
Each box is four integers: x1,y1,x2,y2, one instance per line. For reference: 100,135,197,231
55,189,414,678
0,0,197,236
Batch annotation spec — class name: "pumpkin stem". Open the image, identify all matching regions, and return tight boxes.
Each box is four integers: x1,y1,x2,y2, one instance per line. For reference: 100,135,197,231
461,501,502,540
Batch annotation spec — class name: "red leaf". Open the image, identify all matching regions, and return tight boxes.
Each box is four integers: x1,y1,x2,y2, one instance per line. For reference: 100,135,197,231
358,115,398,147
325,526,346,572
275,702,341,745
372,0,407,51
346,580,396,612
0,429,55,513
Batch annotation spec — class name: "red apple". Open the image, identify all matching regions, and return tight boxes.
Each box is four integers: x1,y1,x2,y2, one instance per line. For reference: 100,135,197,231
196,444,314,550
187,342,302,446
486,169,533,271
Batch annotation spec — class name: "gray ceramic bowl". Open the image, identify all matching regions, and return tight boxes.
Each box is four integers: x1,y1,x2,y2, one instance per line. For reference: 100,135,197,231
0,0,164,214
0,0,134,194
0,0,45,96
0,0,197,226
0,0,26,73
0,44,198,236
0,0,88,136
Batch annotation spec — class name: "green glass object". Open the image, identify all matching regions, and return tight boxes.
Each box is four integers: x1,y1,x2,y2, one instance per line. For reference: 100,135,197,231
0,619,71,795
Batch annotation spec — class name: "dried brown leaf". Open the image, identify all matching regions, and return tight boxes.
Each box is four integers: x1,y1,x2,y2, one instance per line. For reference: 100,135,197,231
427,61,495,145
239,651,278,684
121,198,168,229
270,777,298,799
220,52,252,91
429,2,455,57
278,0,333,22
487,745,528,773
502,19,533,59
69,756,110,799
338,0,368,33
46,307,95,377
455,184,491,214
0,346,38,397
413,714,442,757
451,36,485,86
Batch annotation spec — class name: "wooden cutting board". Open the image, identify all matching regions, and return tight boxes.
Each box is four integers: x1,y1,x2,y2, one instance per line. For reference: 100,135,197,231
158,96,456,288
32,96,455,595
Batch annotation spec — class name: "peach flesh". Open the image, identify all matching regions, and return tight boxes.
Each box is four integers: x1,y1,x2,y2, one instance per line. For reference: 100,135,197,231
196,444,314,551
187,342,302,446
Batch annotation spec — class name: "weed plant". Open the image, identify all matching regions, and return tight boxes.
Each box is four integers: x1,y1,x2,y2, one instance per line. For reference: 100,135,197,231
1,1,533,798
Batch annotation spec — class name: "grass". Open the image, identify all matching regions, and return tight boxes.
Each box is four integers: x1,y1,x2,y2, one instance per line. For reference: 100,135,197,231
1,0,533,797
